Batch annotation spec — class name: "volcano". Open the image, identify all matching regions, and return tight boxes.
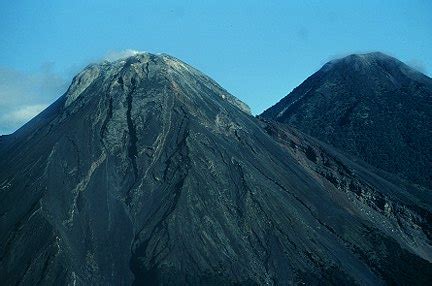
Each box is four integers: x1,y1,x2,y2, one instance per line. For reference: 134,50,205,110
1,53,431,285
261,52,432,189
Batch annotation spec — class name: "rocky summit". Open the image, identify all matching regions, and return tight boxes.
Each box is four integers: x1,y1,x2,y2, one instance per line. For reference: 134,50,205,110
1,53,431,285
261,52,432,190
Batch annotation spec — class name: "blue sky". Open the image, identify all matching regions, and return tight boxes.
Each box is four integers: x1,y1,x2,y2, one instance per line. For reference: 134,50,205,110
1,0,431,134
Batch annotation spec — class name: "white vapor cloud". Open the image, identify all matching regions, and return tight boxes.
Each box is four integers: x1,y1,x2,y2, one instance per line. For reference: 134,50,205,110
407,59,427,74
0,64,68,135
6,104,48,122
104,49,146,61
1,104,48,131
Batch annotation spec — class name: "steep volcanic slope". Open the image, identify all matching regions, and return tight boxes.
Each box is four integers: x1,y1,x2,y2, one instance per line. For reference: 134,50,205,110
261,52,432,189
1,53,431,285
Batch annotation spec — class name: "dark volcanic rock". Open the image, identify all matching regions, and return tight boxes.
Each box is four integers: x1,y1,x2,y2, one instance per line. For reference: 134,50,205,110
261,52,432,189
1,53,431,285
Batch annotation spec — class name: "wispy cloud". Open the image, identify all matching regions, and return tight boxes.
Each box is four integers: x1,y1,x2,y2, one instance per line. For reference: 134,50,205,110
5,104,48,122
0,104,48,132
0,64,68,135
104,49,146,61
407,59,428,75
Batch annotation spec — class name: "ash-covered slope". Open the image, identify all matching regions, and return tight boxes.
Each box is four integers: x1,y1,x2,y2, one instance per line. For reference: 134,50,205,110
1,53,431,285
261,52,432,189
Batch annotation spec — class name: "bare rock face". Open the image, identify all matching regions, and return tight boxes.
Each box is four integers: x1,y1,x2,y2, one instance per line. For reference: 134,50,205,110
0,53,431,285
261,52,432,190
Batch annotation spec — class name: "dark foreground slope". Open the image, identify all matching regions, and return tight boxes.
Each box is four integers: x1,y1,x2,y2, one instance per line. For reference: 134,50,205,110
261,52,432,189
1,53,431,285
